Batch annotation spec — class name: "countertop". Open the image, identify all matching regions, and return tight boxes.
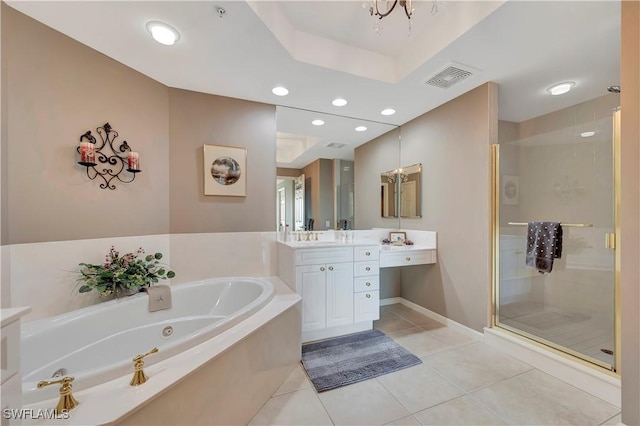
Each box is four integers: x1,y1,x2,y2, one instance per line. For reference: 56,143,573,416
277,240,436,251
1,306,31,327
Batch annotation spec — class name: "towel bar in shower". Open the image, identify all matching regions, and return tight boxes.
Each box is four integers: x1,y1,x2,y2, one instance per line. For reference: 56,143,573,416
507,222,593,227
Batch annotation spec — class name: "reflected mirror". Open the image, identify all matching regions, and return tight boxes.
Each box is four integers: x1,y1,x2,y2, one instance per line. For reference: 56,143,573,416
276,106,399,230
380,170,398,218
399,163,422,218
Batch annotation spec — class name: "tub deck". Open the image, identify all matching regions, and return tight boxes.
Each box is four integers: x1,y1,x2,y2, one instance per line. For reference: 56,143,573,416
22,277,301,426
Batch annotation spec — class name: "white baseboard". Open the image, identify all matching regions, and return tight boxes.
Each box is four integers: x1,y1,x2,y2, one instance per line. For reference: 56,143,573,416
379,297,403,306
484,327,621,408
302,321,372,343
380,297,484,340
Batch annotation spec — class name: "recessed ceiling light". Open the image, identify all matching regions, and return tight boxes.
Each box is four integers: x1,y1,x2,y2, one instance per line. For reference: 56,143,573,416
312,119,325,126
355,126,367,132
381,108,396,116
547,81,575,96
272,86,289,96
580,131,596,138
332,98,348,107
146,21,180,46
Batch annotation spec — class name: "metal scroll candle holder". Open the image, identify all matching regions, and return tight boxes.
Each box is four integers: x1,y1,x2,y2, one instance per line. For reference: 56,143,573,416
76,122,141,190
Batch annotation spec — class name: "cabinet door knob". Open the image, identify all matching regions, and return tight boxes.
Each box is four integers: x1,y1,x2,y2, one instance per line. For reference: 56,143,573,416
365,266,371,271
328,266,334,271
366,282,371,286
320,267,325,271
365,251,371,256
406,257,411,261
366,294,371,298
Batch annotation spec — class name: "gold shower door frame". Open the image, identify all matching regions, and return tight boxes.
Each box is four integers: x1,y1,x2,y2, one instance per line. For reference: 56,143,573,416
490,110,621,376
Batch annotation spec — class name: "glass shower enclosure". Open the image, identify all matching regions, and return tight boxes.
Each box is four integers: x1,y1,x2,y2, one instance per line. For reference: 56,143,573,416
493,97,620,372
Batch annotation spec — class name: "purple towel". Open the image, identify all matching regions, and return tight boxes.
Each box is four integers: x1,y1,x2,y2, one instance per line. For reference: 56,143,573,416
525,222,563,273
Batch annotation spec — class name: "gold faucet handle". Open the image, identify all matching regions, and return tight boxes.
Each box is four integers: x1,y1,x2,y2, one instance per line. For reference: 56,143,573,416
37,376,78,413
37,376,75,389
133,347,158,363
130,347,158,386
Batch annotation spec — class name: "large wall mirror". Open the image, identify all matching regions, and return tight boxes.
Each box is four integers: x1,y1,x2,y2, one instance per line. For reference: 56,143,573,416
276,106,399,231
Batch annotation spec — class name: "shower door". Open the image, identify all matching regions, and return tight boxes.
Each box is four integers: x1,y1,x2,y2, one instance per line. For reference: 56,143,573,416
493,107,619,372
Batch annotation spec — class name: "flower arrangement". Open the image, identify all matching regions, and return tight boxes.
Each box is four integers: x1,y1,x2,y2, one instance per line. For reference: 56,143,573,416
77,246,176,297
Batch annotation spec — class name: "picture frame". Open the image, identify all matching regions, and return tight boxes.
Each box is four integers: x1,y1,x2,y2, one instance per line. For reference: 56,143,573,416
389,231,406,243
203,144,247,197
502,175,519,205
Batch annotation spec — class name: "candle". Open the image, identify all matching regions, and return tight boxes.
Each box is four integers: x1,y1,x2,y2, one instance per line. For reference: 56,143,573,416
79,141,95,164
127,151,140,170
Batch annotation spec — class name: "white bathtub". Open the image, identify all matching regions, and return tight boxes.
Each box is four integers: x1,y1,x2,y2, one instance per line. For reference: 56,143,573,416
21,277,275,405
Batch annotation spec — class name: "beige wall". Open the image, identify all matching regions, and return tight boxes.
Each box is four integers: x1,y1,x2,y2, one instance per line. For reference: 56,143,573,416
620,1,640,424
354,127,401,230
1,5,170,244
276,167,303,178
302,158,333,230
399,83,497,332
355,85,495,331
0,1,6,308
168,89,276,233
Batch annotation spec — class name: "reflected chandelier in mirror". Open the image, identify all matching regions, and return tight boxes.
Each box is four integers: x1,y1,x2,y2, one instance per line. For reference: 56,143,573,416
381,163,422,218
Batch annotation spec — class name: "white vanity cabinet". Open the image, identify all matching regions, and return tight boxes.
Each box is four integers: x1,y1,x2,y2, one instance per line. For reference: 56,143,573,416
295,261,354,331
353,245,380,322
277,232,437,343
285,246,358,342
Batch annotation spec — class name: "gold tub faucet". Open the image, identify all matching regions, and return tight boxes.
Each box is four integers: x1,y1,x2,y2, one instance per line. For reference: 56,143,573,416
37,376,79,414
130,347,159,386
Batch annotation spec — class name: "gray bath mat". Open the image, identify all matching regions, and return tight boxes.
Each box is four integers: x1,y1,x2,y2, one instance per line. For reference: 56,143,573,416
301,330,422,392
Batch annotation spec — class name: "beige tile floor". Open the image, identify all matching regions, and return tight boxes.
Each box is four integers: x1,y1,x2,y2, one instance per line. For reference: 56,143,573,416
249,304,621,426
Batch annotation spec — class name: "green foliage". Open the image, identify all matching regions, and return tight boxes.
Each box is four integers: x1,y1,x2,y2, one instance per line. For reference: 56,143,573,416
77,246,176,298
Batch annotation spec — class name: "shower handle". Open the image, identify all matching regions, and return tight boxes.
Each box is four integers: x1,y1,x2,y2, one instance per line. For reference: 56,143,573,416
605,233,616,250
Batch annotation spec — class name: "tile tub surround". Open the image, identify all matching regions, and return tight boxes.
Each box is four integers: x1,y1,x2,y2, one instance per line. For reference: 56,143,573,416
8,234,171,322
251,303,621,426
22,277,301,426
5,232,277,322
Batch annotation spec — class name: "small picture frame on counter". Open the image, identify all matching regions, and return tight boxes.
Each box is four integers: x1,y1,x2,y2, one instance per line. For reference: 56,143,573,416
389,232,406,244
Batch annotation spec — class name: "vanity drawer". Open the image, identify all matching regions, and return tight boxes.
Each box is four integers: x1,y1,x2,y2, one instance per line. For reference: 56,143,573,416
354,276,380,292
354,246,379,262
354,261,379,277
354,291,380,321
295,247,353,266
379,249,436,268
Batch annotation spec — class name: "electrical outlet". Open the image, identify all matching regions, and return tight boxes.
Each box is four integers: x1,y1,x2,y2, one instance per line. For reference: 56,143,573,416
325,220,330,227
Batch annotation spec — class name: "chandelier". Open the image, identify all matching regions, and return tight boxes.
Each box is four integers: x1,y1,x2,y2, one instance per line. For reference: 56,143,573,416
368,0,414,20
365,1,440,35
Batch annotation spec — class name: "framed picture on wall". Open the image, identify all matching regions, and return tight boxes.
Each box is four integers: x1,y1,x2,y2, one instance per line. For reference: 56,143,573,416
502,175,519,205
203,144,247,197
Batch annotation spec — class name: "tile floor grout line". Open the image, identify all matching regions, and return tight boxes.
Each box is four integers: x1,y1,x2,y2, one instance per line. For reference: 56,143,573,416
373,374,418,419
465,390,515,425
598,412,622,426
313,391,337,426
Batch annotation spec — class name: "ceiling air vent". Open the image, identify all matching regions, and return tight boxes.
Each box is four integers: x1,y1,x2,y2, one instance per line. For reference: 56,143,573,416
424,64,475,89
325,142,346,149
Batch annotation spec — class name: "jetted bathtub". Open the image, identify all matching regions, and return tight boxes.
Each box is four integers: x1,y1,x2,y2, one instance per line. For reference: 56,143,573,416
21,277,274,404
